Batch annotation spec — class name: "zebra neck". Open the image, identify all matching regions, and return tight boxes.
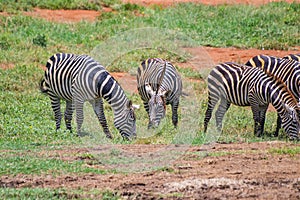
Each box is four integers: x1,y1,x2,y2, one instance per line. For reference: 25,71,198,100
269,83,295,114
102,82,128,117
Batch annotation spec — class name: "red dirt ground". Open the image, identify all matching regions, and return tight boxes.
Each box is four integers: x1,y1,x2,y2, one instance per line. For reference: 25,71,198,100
1,142,300,199
1,1,300,199
23,8,102,23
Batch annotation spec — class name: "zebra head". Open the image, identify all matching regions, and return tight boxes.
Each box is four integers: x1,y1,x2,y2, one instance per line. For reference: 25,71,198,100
145,83,167,128
114,100,139,140
281,103,300,140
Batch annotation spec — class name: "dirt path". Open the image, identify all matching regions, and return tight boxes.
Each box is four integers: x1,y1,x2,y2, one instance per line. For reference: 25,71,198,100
1,142,300,199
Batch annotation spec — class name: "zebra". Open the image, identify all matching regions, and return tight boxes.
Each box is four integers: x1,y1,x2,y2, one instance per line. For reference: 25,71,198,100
245,54,300,136
204,62,300,140
137,58,182,128
282,53,300,62
40,53,138,139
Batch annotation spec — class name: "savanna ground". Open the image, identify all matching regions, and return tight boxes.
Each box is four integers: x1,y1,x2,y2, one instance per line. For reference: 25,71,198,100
1,0,300,199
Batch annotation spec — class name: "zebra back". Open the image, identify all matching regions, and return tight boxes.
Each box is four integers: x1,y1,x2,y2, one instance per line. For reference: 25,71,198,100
43,53,88,101
208,62,250,106
245,54,300,100
137,58,182,103
283,53,300,62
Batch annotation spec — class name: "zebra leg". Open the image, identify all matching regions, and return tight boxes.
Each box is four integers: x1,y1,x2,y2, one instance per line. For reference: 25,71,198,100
204,94,219,133
64,101,74,132
143,102,152,129
259,106,268,136
50,97,62,130
90,99,112,139
74,98,85,136
171,99,180,127
215,98,231,132
251,105,264,137
274,114,281,137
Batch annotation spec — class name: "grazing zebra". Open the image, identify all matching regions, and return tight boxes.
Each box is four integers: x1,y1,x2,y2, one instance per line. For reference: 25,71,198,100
40,53,138,139
283,53,300,62
204,62,300,140
137,58,182,128
245,54,300,136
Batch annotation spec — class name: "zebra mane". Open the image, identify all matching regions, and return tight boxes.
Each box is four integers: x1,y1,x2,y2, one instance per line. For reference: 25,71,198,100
156,60,167,95
264,70,298,106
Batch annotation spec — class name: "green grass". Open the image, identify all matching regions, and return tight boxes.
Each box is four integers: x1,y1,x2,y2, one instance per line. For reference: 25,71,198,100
0,0,120,12
0,2,299,67
0,188,71,200
0,155,107,176
269,146,300,156
0,188,116,199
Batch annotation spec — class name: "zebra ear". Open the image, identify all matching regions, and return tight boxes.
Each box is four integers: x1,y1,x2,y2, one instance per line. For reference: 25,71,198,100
145,83,155,96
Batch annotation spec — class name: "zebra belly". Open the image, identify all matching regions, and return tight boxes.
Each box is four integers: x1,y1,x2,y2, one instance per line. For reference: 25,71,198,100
50,88,73,101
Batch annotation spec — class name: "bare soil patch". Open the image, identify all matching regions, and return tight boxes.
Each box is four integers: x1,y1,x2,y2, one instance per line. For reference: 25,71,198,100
23,8,102,23
1,142,300,199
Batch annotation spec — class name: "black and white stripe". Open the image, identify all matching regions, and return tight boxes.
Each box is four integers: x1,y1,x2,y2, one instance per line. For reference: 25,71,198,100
40,53,137,139
245,54,300,136
137,58,182,128
283,53,300,62
204,62,300,140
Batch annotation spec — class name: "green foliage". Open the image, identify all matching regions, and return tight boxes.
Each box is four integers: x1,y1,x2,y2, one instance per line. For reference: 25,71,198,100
0,188,70,200
102,190,121,200
0,2,299,67
149,2,299,49
0,187,107,199
0,155,106,175
178,67,203,80
0,0,108,12
33,33,47,47
0,34,11,50
269,146,300,156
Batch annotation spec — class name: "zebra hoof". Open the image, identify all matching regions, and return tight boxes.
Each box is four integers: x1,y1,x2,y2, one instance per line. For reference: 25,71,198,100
255,131,263,137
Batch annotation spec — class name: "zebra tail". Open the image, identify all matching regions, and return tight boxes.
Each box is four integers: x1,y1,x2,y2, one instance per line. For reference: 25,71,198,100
39,78,48,94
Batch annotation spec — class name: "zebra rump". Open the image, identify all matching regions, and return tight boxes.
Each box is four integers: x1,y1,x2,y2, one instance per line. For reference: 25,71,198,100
137,58,182,128
204,62,300,140
40,53,137,139
245,54,300,136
